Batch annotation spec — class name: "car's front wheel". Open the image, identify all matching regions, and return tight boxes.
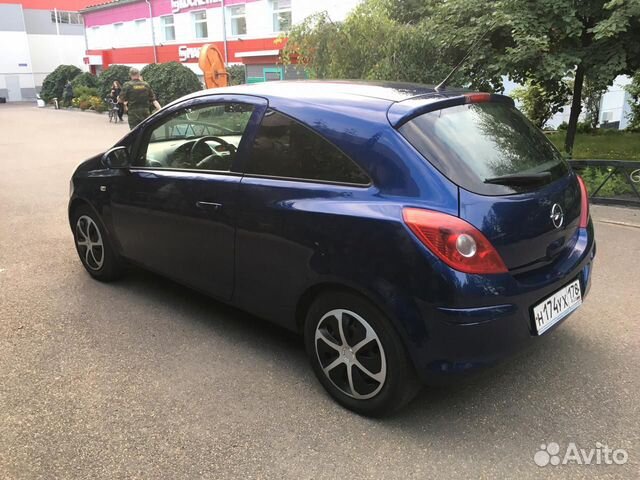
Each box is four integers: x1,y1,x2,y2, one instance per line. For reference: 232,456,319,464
304,291,420,417
72,204,124,282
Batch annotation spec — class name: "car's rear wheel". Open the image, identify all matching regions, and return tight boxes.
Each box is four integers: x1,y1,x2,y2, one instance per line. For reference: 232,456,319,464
72,205,123,282
304,291,420,417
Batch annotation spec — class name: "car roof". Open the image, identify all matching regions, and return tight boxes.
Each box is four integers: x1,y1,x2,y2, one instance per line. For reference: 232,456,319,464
184,80,471,109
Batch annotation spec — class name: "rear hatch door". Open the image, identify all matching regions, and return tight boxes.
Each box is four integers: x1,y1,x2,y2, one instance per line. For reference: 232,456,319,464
397,96,580,270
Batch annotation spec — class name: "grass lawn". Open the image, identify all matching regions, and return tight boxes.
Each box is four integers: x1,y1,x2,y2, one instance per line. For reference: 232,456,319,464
547,131,640,160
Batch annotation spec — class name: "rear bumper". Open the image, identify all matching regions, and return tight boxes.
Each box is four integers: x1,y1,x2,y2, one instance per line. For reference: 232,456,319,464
412,225,596,383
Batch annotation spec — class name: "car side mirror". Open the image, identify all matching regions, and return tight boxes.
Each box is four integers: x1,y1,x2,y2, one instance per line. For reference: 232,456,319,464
102,146,130,169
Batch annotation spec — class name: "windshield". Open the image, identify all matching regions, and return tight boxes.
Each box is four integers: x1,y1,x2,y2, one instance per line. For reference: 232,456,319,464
399,102,569,195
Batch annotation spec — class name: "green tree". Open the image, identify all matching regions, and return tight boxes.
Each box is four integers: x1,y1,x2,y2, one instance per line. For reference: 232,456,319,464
282,2,463,87
582,77,607,129
388,0,640,155
511,80,569,128
140,62,202,105
98,65,131,97
289,0,640,154
626,72,640,130
227,64,246,85
40,65,81,102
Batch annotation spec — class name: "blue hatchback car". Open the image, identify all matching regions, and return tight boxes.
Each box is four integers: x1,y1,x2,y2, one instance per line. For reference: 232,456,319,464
69,81,595,416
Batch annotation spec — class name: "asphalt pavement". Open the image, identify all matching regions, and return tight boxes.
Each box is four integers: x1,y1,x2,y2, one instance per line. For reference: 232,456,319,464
0,103,638,479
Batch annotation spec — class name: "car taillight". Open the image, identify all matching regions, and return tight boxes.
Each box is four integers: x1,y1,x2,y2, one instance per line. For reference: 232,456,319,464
576,175,590,228
403,208,508,275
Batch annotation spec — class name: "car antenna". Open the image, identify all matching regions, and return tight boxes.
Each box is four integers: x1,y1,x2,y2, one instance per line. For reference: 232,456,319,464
434,22,496,92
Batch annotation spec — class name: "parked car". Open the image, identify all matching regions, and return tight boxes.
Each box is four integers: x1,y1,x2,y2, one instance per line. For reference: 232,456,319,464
69,81,596,416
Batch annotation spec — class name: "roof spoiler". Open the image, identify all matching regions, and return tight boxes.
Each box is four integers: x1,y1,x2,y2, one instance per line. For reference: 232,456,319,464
387,93,514,128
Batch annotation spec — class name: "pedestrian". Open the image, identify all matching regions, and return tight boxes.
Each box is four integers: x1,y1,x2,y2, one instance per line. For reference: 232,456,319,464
119,67,161,130
110,80,124,122
63,80,73,107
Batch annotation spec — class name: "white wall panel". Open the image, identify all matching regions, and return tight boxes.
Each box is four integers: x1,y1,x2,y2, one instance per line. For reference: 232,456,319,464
27,34,88,76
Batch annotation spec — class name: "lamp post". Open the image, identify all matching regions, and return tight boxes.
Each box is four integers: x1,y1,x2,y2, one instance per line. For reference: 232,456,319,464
145,0,158,64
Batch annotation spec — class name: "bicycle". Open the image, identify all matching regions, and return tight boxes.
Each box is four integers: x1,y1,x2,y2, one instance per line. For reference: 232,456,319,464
106,98,120,123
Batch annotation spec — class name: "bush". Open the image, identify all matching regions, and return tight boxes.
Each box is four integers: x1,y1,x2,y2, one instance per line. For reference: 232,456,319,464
510,81,569,128
580,167,633,197
140,62,202,105
71,72,98,90
73,85,100,98
557,122,568,131
140,62,161,81
89,96,107,112
73,94,106,112
576,121,594,134
76,95,91,110
40,65,82,102
98,64,131,97
227,64,246,86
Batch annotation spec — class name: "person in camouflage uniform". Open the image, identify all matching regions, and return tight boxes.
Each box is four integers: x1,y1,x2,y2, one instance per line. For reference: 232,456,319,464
119,67,161,130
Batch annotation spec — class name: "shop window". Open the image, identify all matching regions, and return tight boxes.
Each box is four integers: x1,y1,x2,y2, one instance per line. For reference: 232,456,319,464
161,15,175,41
229,5,247,36
193,10,208,39
272,0,291,32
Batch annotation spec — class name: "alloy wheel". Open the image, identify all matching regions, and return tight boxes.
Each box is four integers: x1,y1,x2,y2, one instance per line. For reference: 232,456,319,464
314,308,387,400
75,215,104,271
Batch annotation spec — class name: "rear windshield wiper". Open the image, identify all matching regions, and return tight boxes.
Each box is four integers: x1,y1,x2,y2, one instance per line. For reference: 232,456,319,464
484,171,552,186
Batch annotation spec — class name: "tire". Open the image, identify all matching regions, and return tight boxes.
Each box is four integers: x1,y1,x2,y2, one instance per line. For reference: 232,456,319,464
71,204,124,282
304,290,421,417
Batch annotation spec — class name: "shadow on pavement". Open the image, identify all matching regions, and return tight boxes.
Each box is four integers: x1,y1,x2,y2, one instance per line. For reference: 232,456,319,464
94,264,608,430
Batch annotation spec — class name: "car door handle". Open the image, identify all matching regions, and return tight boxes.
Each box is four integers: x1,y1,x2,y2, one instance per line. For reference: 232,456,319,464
196,201,222,212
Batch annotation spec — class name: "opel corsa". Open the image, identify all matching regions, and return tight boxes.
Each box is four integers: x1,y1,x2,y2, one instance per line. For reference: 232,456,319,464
69,81,596,416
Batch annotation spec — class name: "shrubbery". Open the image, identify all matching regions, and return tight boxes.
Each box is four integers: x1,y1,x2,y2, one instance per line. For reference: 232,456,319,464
98,64,131,97
227,64,246,86
40,65,82,102
576,122,594,134
71,72,98,90
580,167,633,197
73,85,100,98
72,93,106,112
141,62,202,105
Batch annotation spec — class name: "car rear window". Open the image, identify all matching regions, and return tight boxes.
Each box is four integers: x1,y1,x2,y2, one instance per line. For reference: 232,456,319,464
398,102,569,195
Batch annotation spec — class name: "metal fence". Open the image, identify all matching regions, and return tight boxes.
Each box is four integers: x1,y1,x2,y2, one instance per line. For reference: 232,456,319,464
569,159,640,208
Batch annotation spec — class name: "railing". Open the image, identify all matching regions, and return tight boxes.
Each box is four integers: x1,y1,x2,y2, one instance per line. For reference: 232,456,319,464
568,159,640,208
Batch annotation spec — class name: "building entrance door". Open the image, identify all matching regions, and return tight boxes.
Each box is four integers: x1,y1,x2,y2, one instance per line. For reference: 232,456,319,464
5,76,21,101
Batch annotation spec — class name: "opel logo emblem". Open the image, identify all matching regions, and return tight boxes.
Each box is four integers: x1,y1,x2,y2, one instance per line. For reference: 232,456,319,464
550,203,564,229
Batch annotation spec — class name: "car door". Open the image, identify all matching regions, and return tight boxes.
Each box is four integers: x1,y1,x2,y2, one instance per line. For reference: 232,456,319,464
234,109,372,326
109,95,267,300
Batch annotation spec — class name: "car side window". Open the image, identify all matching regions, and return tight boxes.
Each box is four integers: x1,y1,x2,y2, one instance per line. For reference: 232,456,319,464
245,110,370,185
138,102,254,172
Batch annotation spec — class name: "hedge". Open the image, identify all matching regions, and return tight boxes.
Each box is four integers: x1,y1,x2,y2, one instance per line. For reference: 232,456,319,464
40,65,82,102
98,65,131,98
141,62,202,106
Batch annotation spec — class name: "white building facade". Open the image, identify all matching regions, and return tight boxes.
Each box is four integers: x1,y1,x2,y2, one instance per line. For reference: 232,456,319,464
0,1,91,101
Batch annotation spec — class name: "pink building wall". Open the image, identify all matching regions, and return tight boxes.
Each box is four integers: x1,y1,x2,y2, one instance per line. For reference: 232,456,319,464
83,0,257,27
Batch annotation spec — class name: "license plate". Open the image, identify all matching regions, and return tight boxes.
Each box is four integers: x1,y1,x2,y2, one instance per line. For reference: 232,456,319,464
532,280,582,335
